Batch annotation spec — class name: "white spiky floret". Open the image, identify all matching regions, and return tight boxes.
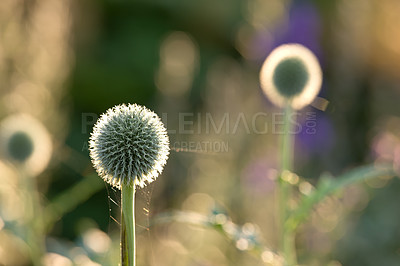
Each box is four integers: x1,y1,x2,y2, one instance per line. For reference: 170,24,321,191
260,44,322,110
89,104,170,188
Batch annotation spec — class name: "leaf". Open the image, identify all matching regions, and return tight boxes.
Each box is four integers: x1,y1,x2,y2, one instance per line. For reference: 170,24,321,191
286,164,395,231
43,173,104,231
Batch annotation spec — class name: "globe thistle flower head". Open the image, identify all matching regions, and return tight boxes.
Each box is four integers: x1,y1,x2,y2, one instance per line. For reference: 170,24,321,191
7,131,34,162
260,44,322,110
0,114,53,176
89,104,170,189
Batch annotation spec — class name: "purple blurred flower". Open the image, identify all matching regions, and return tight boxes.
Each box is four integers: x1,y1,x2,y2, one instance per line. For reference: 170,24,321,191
371,132,400,173
253,2,322,63
275,2,322,58
296,111,335,157
242,158,278,194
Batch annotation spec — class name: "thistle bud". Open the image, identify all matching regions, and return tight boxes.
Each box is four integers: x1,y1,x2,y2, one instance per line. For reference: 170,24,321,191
0,114,52,176
260,44,322,110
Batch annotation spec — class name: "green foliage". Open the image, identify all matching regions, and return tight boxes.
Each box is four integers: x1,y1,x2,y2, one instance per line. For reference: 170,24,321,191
286,164,395,231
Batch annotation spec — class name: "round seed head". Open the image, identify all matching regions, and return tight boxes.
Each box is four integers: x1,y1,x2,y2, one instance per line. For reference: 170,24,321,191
0,114,53,176
260,44,322,110
7,131,34,162
89,104,170,188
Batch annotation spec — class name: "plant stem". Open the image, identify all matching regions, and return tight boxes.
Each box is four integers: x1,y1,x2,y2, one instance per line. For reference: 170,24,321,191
20,170,45,266
121,184,136,266
287,164,395,228
280,105,297,265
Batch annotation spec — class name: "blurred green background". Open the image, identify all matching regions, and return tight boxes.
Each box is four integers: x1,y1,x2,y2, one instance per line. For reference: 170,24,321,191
1,0,400,265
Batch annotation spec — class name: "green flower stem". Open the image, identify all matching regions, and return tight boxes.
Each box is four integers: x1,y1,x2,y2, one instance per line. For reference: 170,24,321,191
280,105,297,265
121,184,136,266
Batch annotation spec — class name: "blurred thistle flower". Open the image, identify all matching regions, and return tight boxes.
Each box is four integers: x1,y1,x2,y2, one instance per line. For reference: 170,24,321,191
260,44,322,110
89,104,170,188
0,114,52,176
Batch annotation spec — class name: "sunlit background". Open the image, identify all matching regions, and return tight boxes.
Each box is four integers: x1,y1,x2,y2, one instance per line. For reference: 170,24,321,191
1,0,400,265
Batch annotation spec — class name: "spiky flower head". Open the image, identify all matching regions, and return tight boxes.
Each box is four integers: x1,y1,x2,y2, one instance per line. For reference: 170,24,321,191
260,44,322,110
89,104,170,188
0,114,52,176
